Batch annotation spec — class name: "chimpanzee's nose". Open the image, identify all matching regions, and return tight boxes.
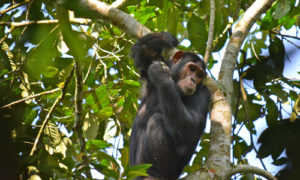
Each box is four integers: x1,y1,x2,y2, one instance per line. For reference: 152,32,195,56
191,77,196,84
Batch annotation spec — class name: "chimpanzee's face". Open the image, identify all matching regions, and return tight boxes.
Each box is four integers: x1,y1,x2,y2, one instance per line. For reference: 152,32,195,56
171,51,207,96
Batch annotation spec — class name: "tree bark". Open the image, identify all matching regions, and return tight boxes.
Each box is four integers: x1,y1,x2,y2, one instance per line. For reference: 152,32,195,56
82,0,151,38
205,0,276,179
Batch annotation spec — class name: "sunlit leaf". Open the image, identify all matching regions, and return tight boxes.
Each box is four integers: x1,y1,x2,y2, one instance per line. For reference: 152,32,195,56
121,147,129,170
86,139,111,150
260,9,278,30
23,107,38,124
99,106,113,118
42,66,59,78
44,122,72,158
83,113,100,140
291,95,300,122
273,0,292,20
126,164,152,180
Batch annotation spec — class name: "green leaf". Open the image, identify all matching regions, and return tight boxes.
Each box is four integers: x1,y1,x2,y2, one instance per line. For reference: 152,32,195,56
42,66,59,78
44,122,72,158
23,107,38,124
86,139,111,150
272,157,289,166
157,0,171,30
121,147,129,171
291,95,300,122
127,170,149,179
265,98,278,127
83,114,99,140
260,10,278,30
92,162,119,179
187,15,208,55
167,6,179,35
127,2,157,25
269,84,288,102
0,69,9,77
236,99,262,124
85,85,110,113
279,14,296,29
92,151,120,178
24,26,59,80
185,133,210,173
124,79,141,87
213,8,226,37
213,32,228,52
233,136,249,161
257,125,285,159
126,164,152,180
129,164,152,171
99,106,113,118
273,0,292,20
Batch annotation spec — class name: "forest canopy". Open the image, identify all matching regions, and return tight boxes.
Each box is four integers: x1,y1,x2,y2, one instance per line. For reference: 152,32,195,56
0,0,299,179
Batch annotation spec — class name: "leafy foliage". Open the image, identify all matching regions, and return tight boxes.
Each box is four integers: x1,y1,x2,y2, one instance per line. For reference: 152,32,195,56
0,0,299,179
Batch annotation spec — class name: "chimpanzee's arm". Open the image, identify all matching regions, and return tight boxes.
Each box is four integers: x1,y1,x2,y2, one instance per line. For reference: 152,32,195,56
147,62,194,125
131,32,178,78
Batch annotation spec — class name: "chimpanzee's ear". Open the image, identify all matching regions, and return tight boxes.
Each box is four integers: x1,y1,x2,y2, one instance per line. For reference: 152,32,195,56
172,51,184,63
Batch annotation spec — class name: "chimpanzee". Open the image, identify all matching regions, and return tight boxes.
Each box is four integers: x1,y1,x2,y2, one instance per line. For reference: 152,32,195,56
129,32,210,180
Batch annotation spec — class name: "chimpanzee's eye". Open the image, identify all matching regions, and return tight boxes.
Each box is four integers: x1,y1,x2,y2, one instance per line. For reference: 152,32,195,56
197,71,204,78
189,66,196,72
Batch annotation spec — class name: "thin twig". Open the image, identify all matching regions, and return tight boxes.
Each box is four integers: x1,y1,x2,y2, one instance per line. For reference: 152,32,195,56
73,61,92,178
203,0,215,65
235,55,267,170
0,27,15,44
83,59,93,84
29,96,60,156
271,30,300,40
0,0,30,15
250,131,267,170
283,37,300,49
251,42,262,61
225,164,277,180
212,22,232,48
0,18,92,27
0,88,60,109
73,60,92,178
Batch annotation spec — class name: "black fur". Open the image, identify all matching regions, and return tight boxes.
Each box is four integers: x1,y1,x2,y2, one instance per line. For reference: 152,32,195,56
129,32,210,180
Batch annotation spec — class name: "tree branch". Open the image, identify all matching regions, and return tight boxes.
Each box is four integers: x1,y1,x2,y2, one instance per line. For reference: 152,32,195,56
0,88,60,109
218,0,275,91
0,18,92,27
82,0,151,38
30,94,61,156
0,0,30,15
206,0,275,178
271,30,300,40
203,0,215,65
110,0,129,8
56,5,92,178
225,165,277,180
0,26,15,45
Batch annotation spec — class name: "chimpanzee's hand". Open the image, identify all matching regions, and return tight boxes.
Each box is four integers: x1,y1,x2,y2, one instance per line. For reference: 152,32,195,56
148,61,171,84
149,61,170,76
